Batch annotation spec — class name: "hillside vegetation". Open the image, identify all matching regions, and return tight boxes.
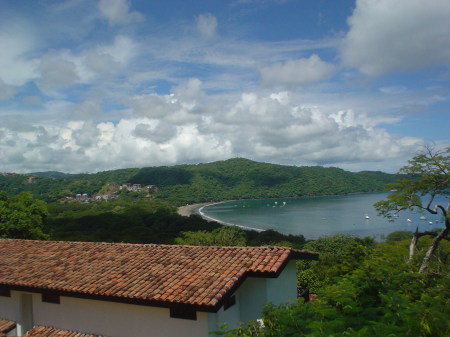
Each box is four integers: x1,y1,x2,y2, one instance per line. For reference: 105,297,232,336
218,234,449,337
0,158,400,205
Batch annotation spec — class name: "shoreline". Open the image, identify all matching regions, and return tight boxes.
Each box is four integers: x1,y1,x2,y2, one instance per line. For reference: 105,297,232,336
176,191,389,217
176,191,390,233
197,202,264,232
175,192,440,241
177,203,213,217
177,200,265,232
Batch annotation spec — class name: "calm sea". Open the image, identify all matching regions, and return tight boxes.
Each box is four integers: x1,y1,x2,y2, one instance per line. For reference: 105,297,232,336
200,192,445,240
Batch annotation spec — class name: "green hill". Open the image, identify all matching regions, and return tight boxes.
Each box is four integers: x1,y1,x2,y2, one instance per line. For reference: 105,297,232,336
29,171,73,178
0,168,139,202
129,158,401,205
0,158,401,204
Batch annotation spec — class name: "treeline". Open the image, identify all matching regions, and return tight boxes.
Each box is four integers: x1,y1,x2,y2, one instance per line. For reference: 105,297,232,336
0,168,139,202
139,159,401,205
1,158,401,205
44,198,306,247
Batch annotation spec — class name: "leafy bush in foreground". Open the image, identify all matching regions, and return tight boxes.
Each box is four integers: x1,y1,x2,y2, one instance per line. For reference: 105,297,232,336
217,238,449,337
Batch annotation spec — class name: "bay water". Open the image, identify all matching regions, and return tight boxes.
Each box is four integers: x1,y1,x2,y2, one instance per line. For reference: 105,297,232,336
200,192,445,240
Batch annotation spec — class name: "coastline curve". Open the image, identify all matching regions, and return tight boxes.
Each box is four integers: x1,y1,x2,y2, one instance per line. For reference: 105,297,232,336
177,201,264,232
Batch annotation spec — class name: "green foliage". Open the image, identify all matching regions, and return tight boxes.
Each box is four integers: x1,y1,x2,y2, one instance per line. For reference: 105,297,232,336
44,200,306,247
1,158,400,205
0,168,139,202
374,146,449,273
0,191,49,239
375,146,449,220
44,199,221,244
245,229,305,248
154,159,401,206
175,226,247,246
218,239,449,337
385,230,414,242
297,234,375,293
30,171,72,178
129,167,193,186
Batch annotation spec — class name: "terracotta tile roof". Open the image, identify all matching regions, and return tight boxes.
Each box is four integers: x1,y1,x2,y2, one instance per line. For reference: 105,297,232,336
24,326,105,337
0,319,16,334
0,239,317,311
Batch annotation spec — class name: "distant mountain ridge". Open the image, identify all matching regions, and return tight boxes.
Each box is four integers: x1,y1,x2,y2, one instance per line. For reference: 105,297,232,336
0,158,401,204
29,171,73,178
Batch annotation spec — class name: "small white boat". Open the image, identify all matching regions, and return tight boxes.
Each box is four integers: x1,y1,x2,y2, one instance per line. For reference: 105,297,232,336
419,216,426,220
365,214,370,219
406,218,412,223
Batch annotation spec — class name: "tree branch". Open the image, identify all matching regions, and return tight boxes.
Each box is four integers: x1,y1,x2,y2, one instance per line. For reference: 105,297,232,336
416,231,450,240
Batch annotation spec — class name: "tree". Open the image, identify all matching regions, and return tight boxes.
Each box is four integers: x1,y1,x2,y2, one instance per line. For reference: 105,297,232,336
297,234,375,294
385,230,413,242
215,239,449,336
175,226,246,246
374,146,449,273
0,191,49,240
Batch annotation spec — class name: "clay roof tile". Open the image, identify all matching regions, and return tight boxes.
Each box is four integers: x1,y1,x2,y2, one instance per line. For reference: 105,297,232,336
0,239,317,310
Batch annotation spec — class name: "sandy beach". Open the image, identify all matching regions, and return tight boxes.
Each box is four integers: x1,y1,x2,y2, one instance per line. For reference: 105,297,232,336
177,203,212,217
178,200,265,232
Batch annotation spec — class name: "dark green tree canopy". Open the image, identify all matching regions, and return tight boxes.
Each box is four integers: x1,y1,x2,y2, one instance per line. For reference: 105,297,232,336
216,237,449,337
0,191,49,240
175,226,247,246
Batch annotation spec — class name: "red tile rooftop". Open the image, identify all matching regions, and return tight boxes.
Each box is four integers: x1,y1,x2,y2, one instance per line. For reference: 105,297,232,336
0,319,16,334
24,326,105,337
0,239,318,312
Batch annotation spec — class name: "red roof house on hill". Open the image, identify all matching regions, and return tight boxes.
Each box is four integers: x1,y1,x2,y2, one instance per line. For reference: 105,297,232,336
0,239,318,337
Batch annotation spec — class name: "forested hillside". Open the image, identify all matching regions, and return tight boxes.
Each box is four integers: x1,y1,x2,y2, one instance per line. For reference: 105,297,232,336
0,158,400,204
134,158,401,204
0,168,140,202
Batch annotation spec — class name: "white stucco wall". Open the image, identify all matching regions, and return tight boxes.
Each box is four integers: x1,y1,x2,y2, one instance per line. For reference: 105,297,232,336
0,293,19,321
238,277,267,323
0,294,19,335
35,295,210,337
5,330,17,337
0,261,298,336
267,260,297,304
1,291,209,337
230,260,297,324
0,291,32,335
208,260,299,334
208,290,241,334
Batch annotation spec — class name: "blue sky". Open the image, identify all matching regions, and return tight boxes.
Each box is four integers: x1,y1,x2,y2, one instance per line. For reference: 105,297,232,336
0,0,449,173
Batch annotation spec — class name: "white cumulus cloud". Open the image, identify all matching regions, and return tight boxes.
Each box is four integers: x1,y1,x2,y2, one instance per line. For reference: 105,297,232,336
0,88,424,173
0,80,17,101
0,21,39,86
98,0,144,26
37,54,80,95
196,13,218,39
341,0,450,76
260,54,336,86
